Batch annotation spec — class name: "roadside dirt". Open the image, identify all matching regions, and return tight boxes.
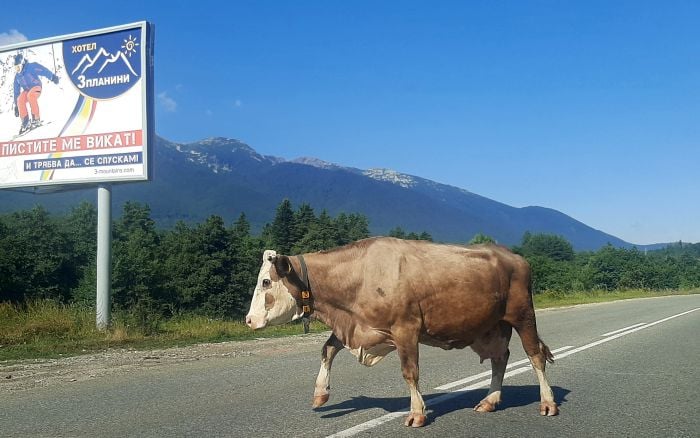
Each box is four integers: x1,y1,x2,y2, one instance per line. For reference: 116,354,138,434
0,332,330,393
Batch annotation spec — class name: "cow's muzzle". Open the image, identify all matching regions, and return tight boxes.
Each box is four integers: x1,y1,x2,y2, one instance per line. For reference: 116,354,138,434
245,315,267,330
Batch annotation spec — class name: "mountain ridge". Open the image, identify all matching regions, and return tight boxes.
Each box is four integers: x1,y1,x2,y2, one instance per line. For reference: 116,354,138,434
0,135,642,250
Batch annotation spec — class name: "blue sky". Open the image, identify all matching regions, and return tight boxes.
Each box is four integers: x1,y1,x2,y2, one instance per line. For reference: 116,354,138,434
1,1,698,245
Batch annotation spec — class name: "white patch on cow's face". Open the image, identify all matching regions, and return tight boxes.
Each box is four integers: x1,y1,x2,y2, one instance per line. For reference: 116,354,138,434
245,250,302,330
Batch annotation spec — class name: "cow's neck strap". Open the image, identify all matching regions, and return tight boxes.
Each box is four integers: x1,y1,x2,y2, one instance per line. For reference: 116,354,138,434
296,254,312,333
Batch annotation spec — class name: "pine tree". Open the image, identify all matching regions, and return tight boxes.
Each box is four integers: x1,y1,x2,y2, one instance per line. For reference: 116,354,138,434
469,233,495,245
296,210,338,252
0,206,76,302
63,202,97,302
389,226,406,239
227,213,264,317
270,199,295,254
112,202,166,320
335,213,370,245
292,203,316,244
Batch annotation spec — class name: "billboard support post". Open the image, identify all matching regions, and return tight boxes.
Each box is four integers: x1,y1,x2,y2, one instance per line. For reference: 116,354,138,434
96,184,112,330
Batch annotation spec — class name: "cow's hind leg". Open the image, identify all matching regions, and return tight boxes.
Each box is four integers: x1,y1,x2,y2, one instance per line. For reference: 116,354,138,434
471,321,512,413
514,322,558,416
312,333,345,408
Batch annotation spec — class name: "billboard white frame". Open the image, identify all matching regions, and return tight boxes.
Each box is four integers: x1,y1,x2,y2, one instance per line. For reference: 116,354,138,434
0,22,154,191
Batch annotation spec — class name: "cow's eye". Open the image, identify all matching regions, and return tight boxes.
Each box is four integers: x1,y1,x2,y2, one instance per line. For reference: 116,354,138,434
262,279,271,288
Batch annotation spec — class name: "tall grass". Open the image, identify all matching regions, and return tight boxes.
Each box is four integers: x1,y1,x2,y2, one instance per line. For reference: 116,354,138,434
1,300,95,345
2,289,697,362
0,300,326,362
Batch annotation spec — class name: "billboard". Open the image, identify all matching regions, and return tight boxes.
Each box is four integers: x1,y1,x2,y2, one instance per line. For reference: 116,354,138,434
0,22,154,190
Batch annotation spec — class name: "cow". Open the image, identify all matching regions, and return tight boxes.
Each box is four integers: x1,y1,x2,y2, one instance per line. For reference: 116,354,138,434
245,237,557,428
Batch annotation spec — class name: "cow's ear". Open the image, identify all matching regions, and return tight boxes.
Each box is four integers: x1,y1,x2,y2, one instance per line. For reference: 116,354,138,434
264,250,277,262
273,255,293,277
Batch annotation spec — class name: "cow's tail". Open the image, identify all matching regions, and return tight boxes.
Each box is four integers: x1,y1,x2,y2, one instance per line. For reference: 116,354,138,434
539,339,555,364
525,260,553,364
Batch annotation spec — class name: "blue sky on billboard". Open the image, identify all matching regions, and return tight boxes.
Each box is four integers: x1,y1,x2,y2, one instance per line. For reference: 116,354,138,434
0,1,698,245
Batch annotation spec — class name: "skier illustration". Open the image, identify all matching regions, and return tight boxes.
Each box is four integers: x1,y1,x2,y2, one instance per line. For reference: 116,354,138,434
12,53,59,135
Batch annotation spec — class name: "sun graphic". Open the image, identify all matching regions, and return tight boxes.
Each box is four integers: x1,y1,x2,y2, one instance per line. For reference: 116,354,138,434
121,35,140,57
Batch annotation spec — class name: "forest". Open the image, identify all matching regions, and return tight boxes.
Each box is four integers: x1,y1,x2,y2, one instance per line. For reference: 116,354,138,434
1,199,699,324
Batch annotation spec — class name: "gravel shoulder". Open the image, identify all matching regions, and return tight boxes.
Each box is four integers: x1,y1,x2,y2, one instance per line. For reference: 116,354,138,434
0,332,331,393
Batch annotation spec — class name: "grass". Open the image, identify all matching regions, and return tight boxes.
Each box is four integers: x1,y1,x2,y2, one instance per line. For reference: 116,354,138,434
0,301,327,362
533,288,698,308
1,289,697,362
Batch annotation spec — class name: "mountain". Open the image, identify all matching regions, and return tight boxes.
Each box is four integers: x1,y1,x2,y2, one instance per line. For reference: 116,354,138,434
0,136,634,251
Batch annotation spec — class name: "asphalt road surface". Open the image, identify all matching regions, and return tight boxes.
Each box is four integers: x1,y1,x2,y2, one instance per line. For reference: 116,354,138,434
2,295,698,437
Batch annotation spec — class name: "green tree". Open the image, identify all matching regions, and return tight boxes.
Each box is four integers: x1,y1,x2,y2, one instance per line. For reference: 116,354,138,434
469,233,496,245
270,199,295,254
295,210,338,253
518,232,574,262
674,252,700,288
72,259,97,305
63,202,97,301
227,213,264,317
389,227,432,241
334,213,370,245
417,231,433,241
162,216,233,316
112,202,166,324
292,203,316,244
528,255,579,293
0,206,76,302
191,215,234,316
388,227,406,239
586,245,623,290
0,219,19,302
161,221,196,309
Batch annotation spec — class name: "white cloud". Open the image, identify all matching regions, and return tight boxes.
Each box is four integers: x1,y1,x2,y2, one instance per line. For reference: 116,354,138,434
0,29,28,47
205,109,213,116
234,99,242,107
157,91,177,112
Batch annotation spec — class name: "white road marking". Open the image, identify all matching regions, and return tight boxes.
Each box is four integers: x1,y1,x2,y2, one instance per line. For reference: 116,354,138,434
555,307,698,361
325,307,699,438
601,323,647,337
435,345,575,390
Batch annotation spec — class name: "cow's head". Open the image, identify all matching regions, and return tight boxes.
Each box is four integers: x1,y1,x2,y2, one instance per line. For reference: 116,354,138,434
245,250,305,330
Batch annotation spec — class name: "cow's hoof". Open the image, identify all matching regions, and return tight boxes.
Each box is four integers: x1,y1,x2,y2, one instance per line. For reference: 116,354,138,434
312,394,329,408
539,401,558,416
474,400,496,413
404,413,427,428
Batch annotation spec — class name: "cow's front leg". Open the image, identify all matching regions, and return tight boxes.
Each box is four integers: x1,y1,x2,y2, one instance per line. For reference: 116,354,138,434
397,340,426,427
312,333,344,408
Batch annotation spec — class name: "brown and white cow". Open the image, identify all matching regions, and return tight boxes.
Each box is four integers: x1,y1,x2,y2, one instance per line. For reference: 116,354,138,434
245,237,557,427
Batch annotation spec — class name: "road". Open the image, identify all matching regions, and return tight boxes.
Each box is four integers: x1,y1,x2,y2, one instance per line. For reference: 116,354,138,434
1,295,698,437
